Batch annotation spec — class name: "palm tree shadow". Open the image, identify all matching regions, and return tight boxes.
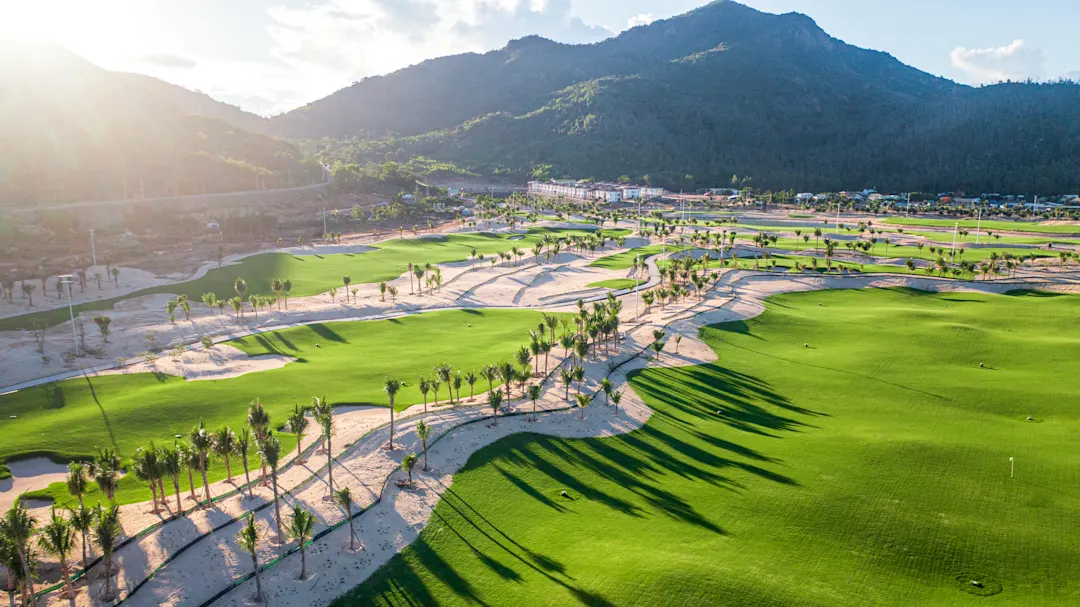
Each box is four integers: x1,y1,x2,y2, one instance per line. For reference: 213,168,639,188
82,376,119,451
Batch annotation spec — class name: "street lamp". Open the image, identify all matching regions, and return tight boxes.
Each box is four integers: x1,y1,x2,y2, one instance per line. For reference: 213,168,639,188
89,230,97,266
59,274,78,356
634,254,641,318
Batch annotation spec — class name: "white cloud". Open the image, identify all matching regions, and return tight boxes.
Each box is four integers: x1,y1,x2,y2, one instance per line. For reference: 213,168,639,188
950,39,1045,84
627,13,655,28
255,0,613,112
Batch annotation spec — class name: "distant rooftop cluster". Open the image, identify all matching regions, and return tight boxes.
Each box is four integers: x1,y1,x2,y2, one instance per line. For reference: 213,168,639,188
528,180,665,203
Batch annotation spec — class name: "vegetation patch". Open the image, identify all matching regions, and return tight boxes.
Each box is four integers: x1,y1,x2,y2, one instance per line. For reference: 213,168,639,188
586,279,645,291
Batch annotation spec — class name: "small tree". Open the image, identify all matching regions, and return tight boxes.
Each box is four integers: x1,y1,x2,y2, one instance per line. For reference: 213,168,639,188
235,513,264,603
488,390,504,425
416,419,431,471
342,276,352,302
287,403,309,464
575,392,591,419
287,505,316,579
402,453,419,485
93,503,121,601
93,315,112,343
611,390,623,415
37,508,76,599
334,487,360,551
527,383,542,420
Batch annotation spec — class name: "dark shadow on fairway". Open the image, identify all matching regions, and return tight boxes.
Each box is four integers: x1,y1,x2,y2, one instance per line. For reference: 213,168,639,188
461,309,483,315
272,331,298,351
42,383,66,410
308,323,347,343
82,376,119,451
493,465,568,513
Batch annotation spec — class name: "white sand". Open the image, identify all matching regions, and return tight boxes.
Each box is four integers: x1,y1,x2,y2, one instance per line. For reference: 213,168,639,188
92,344,295,381
0,457,70,512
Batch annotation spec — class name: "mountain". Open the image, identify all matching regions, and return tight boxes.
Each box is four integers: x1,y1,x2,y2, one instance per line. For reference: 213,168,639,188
116,73,270,133
269,1,1080,194
0,40,314,208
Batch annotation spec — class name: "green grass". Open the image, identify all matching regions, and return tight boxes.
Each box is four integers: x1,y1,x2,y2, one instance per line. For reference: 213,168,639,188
735,236,1052,263
335,289,1080,606
0,229,627,332
1,309,563,507
589,245,689,270
885,217,1080,235
670,254,910,276
585,279,646,291
788,213,815,219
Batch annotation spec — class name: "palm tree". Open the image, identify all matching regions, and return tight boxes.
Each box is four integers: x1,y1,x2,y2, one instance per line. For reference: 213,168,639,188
93,503,121,601
1,503,37,605
90,447,120,501
342,276,352,302
560,367,574,401
132,444,163,513
67,504,94,569
498,362,515,400
435,363,453,404
401,453,419,484
287,404,309,464
418,377,430,411
333,487,359,551
384,377,401,449
189,421,214,504
180,443,200,500
271,279,283,309
464,371,478,401
234,428,254,499
248,399,271,484
235,514,264,603
488,390,504,425
213,427,236,483
527,384,542,420
601,378,612,405
416,420,431,471
287,505,316,579
259,432,285,543
311,396,332,452
481,365,498,397
160,444,183,514
282,279,293,309
66,462,88,509
453,370,463,404
37,508,76,599
651,340,665,361
575,393,591,419
318,410,335,497
674,334,683,354
234,277,247,302
611,391,623,415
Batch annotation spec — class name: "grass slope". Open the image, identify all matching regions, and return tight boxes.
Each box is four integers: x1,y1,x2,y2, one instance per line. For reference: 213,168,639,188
589,245,690,270
1,309,559,507
0,229,625,332
336,289,1080,606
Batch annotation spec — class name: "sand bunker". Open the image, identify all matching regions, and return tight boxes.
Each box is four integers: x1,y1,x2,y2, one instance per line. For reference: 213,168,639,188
0,457,70,511
95,344,294,381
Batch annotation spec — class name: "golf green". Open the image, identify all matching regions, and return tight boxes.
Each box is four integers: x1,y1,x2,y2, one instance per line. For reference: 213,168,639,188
335,288,1080,606
1,309,562,507
884,218,1080,235
586,279,645,291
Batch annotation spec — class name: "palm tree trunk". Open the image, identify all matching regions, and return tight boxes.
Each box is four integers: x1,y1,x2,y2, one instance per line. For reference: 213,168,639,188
60,559,72,600
326,436,334,495
200,462,211,504
149,481,159,512
299,544,306,580
225,455,232,482
423,441,428,471
81,531,88,569
347,515,356,551
173,476,182,514
251,554,263,603
103,555,112,601
271,474,283,544
296,439,303,465
389,408,395,450
16,547,34,605
188,468,196,498
241,459,252,498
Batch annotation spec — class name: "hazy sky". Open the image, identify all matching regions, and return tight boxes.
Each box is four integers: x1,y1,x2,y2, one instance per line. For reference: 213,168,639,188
3,0,1077,115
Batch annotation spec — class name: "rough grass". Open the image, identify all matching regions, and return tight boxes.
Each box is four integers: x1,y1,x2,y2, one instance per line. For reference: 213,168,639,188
1,309,563,507
334,288,1080,606
585,279,645,291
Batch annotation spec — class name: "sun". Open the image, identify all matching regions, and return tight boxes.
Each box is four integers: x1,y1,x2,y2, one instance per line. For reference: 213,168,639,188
0,1,140,60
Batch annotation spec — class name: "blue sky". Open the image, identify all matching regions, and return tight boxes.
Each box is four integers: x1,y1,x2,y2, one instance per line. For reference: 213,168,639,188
3,0,1077,115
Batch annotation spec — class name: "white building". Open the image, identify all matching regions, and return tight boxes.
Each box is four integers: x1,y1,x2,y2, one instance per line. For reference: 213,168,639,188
528,180,662,202
796,193,814,202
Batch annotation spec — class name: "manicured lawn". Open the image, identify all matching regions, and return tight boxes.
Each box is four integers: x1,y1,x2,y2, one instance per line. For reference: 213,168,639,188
884,217,1080,235
585,279,646,291
589,245,689,270
735,235,1053,263
1,309,562,507
0,229,625,332
335,289,1080,606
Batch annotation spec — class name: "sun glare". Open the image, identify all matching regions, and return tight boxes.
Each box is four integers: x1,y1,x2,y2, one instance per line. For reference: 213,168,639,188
0,1,141,61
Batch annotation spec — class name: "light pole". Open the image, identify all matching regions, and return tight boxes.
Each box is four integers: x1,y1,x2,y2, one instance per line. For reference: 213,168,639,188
89,229,97,266
634,254,641,319
322,207,327,240
835,201,841,234
951,222,959,262
975,207,982,244
59,274,78,356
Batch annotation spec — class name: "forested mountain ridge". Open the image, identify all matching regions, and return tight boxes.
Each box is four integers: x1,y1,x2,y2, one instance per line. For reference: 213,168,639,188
271,0,1080,194
0,41,314,208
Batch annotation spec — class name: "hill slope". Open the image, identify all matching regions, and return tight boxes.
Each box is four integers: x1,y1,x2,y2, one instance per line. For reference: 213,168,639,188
0,41,315,208
270,0,1080,194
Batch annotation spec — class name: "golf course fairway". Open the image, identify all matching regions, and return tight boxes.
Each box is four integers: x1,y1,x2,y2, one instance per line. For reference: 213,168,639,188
0,309,560,507
335,288,1080,606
